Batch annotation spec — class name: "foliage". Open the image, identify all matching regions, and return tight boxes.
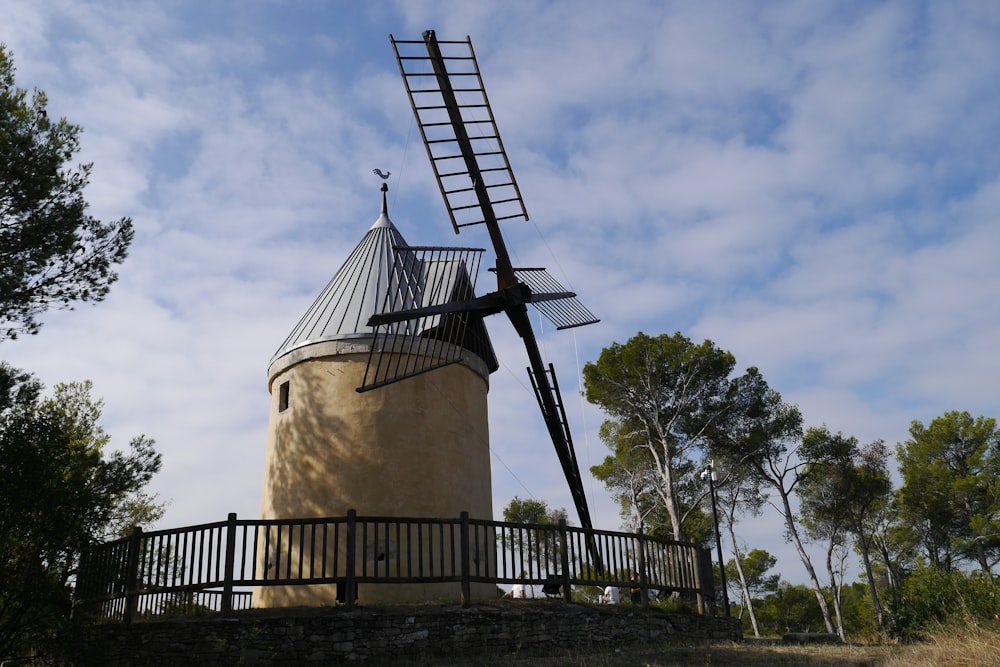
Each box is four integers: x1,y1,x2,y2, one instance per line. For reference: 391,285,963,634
583,331,749,543
590,420,713,544
718,376,844,634
649,595,696,614
753,581,828,636
156,595,215,618
0,364,163,657
590,420,660,529
726,549,779,600
0,45,133,340
742,580,878,641
577,331,1000,641
501,497,569,575
867,496,920,621
797,428,894,637
892,566,1000,638
714,455,769,636
502,497,566,526
836,582,880,640
896,411,1000,574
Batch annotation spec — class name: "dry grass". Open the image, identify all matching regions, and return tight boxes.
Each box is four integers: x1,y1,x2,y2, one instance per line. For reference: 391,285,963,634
393,639,895,666
395,625,1000,666
882,622,1000,667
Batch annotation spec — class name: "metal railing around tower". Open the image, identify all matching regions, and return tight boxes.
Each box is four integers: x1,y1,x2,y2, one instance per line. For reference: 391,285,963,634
74,511,715,623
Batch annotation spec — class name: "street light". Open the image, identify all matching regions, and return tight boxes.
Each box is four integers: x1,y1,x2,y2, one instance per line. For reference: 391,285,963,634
701,460,730,617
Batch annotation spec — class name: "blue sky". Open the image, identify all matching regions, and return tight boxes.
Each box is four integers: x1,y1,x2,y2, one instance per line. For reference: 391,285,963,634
4,1,1000,588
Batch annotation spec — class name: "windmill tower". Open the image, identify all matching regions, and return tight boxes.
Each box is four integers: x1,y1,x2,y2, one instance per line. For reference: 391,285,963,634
256,182,499,607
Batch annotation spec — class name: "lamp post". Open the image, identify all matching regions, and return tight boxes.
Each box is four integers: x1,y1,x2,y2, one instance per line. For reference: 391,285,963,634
701,460,730,617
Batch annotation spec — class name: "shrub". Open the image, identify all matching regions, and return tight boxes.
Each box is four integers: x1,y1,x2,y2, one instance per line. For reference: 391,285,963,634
892,566,1000,637
650,595,696,615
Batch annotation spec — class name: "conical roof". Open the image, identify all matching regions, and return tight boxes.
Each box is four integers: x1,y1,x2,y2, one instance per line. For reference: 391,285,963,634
271,184,499,379
271,185,409,364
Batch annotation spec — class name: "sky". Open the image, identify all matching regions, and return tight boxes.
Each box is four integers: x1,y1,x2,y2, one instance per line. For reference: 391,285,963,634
4,1,1000,589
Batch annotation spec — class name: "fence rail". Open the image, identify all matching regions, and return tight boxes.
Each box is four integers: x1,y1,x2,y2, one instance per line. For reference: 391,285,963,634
75,511,715,622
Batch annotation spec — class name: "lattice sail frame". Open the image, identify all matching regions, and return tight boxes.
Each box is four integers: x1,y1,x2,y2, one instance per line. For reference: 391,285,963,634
391,34,528,234
359,245,496,391
510,268,599,330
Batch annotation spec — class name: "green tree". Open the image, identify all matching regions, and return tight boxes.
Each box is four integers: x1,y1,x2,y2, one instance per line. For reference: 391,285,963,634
721,377,840,634
868,495,918,623
897,411,1000,574
0,364,163,657
755,581,827,636
501,497,569,575
725,547,777,637
714,453,770,636
590,420,712,543
0,45,133,340
893,566,1000,637
728,549,779,598
796,503,849,640
583,331,746,542
799,429,894,637
590,420,659,531
797,428,856,640
836,581,879,639
502,496,566,526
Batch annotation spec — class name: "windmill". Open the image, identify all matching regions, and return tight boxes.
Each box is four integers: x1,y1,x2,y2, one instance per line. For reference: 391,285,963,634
358,31,601,565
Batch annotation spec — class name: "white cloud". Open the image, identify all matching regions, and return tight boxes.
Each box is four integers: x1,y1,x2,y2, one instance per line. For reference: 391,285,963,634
3,0,999,590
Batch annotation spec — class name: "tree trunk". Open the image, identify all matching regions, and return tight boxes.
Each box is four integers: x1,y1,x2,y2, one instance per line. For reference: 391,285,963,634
649,443,684,541
726,519,760,637
974,537,992,578
779,489,835,634
859,539,887,637
871,523,901,606
824,536,845,641
959,496,994,577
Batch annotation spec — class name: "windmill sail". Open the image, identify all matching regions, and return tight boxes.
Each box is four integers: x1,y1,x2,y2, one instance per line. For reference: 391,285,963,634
391,34,528,236
385,31,602,572
511,268,599,331
359,245,498,391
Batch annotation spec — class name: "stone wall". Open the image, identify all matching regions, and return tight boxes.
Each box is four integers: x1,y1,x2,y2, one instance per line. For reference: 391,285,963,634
79,603,742,665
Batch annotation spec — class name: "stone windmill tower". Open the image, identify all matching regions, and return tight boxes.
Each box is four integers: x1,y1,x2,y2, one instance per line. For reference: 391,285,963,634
255,30,601,607
256,182,498,606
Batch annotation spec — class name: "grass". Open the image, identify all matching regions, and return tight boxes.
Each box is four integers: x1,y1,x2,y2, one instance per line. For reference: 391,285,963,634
385,623,1000,666
398,641,893,666
882,622,1000,667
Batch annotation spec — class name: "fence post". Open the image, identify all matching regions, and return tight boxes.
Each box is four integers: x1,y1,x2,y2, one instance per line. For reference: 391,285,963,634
460,511,471,608
558,519,572,603
72,548,91,617
637,528,649,609
221,512,237,617
345,509,357,610
700,546,715,615
123,526,143,624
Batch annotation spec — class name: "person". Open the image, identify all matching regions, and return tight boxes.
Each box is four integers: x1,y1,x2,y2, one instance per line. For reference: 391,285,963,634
629,571,642,604
601,584,620,604
509,582,526,598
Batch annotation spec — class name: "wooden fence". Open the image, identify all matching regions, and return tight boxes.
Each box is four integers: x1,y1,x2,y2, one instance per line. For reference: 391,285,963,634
74,511,716,623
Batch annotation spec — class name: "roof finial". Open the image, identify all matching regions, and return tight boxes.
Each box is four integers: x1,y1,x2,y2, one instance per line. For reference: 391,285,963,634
372,168,391,217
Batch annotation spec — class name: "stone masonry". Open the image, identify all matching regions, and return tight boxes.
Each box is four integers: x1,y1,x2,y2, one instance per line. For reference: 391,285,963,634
80,602,742,665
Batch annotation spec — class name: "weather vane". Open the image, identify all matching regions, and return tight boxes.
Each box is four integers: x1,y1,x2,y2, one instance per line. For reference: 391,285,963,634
372,168,391,181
